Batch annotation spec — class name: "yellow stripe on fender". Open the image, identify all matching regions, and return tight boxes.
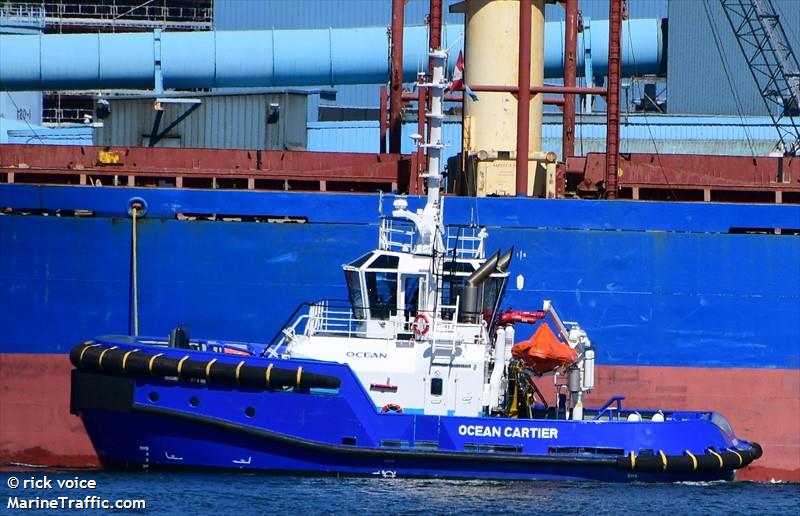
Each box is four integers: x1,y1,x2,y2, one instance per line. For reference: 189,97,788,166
630,451,636,471
235,361,245,384
686,450,698,471
731,450,743,468
659,450,668,471
98,346,118,370
296,367,303,387
709,449,724,469
205,358,217,379
148,353,164,374
121,349,139,373
265,363,273,387
177,356,189,376
78,343,99,365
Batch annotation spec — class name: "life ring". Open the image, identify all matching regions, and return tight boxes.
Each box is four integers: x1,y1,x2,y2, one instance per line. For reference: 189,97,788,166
381,403,404,414
413,313,431,336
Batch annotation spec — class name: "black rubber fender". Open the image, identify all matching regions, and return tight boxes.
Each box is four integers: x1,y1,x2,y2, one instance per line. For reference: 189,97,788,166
70,341,340,390
616,444,762,473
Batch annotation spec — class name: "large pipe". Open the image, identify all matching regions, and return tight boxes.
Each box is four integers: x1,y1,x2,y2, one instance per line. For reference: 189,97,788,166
389,0,405,154
606,0,622,199
563,0,578,160
516,0,533,197
0,21,663,91
463,0,544,189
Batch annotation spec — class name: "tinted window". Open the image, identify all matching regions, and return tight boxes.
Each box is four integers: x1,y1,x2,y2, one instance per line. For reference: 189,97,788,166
442,261,476,273
440,276,466,319
348,252,373,268
365,271,398,320
431,378,443,396
368,254,400,269
345,270,366,319
483,277,506,320
404,276,422,316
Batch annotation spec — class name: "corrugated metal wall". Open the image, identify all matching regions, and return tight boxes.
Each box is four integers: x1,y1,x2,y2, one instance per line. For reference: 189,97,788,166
543,0,667,20
667,0,800,116
308,119,463,158
214,0,668,30
307,115,788,158
94,93,308,150
214,0,460,30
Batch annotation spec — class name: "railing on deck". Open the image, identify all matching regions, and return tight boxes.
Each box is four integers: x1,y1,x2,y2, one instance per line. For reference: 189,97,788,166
269,297,485,356
379,218,416,253
445,225,486,259
379,218,487,259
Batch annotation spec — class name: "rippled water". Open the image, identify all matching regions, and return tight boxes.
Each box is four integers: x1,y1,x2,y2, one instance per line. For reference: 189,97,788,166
2,471,798,515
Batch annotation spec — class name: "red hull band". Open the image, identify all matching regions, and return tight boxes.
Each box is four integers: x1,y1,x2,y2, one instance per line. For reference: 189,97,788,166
1,354,797,482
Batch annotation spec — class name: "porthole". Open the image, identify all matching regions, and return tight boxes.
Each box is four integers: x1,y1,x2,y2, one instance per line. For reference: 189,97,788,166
148,391,159,403
245,406,256,418
189,396,200,407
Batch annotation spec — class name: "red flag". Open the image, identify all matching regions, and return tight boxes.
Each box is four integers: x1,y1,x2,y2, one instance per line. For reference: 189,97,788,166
449,50,465,92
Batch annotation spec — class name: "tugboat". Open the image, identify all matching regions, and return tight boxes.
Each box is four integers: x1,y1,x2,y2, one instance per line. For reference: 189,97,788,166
69,43,761,482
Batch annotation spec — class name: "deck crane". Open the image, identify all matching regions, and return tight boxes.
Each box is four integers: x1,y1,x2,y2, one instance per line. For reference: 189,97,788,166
720,0,800,155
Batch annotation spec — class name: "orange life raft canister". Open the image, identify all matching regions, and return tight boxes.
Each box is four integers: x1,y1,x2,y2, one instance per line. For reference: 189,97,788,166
511,323,578,374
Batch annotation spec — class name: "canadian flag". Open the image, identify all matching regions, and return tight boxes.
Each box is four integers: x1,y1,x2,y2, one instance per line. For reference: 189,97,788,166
448,51,479,101
450,50,465,92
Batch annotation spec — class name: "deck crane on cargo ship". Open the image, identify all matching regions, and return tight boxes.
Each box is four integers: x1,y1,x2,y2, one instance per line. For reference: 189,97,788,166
720,0,800,155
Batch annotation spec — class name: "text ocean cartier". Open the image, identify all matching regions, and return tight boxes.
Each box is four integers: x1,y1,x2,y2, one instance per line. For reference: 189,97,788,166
457,425,559,439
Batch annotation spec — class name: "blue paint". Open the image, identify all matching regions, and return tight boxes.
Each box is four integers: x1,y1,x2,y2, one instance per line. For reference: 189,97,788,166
72,337,754,481
2,184,798,230
0,186,798,369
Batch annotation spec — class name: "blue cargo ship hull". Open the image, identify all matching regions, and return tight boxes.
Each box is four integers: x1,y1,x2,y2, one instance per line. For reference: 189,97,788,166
0,184,798,480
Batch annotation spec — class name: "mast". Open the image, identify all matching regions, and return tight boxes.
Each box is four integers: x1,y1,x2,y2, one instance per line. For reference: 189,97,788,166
424,48,447,211
393,28,448,255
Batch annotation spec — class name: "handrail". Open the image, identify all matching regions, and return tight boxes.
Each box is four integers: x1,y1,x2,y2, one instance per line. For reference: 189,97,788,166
262,302,313,356
593,395,625,421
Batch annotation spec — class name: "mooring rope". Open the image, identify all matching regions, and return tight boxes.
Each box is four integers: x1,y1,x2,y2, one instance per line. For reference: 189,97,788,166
132,204,139,336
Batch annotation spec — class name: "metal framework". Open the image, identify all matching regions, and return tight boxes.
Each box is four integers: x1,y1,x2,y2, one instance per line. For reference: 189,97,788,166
40,1,212,30
720,0,800,154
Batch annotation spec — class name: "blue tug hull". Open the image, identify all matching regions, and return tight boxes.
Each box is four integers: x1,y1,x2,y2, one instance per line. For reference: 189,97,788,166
71,339,758,482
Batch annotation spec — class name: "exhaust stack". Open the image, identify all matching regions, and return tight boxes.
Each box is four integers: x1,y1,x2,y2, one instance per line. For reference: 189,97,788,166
460,249,512,323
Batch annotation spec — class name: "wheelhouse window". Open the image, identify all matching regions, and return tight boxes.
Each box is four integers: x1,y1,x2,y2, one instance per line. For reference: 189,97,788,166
365,271,398,320
403,276,422,317
483,277,507,322
345,270,366,320
440,276,467,320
